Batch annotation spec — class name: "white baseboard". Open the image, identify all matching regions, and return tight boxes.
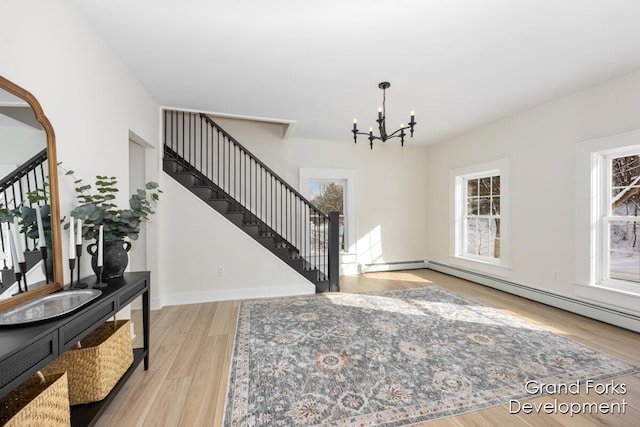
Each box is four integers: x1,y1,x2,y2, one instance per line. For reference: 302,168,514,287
426,261,640,332
340,263,361,275
157,283,315,308
361,260,426,273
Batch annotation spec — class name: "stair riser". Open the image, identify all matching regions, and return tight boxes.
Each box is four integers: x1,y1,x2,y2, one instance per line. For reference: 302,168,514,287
164,154,330,291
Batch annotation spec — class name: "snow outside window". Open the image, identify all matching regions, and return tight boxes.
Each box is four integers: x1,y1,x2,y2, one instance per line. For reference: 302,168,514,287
576,131,640,308
601,150,640,284
450,159,510,276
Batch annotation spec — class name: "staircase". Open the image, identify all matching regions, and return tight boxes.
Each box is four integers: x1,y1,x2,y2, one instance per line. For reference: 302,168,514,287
162,110,339,292
0,148,50,294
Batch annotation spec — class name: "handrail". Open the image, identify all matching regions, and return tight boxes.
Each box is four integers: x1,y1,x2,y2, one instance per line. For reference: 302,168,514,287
163,109,339,290
199,113,328,220
0,148,47,190
0,147,49,275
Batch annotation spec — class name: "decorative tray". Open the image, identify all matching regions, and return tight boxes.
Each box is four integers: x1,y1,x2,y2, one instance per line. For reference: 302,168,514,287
0,289,102,326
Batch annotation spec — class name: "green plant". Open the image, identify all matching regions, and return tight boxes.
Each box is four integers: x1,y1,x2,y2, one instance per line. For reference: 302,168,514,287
0,202,12,224
0,187,54,246
70,174,161,242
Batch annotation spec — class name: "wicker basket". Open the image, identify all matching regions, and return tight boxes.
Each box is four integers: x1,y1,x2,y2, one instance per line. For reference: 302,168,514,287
42,320,133,405
0,372,70,426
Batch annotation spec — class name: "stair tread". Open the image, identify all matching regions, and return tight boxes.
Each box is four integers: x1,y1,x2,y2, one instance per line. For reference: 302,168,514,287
164,146,333,291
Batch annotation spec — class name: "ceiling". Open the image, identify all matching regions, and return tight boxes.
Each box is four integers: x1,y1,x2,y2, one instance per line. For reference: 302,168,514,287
74,0,640,145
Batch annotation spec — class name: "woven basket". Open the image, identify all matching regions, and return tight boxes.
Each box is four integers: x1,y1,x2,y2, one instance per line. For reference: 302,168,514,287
0,372,70,426
42,320,133,405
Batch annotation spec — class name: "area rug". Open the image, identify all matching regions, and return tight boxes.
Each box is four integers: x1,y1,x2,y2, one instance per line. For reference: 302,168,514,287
223,287,638,426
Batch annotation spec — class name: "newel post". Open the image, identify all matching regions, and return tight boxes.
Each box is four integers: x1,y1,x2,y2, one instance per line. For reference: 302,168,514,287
328,211,340,292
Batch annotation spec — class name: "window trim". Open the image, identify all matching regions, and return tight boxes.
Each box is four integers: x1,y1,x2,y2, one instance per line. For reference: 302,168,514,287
299,168,356,254
575,129,640,304
599,149,640,286
450,159,510,276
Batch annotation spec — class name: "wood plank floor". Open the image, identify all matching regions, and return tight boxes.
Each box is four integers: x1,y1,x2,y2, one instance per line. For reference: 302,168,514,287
95,269,639,426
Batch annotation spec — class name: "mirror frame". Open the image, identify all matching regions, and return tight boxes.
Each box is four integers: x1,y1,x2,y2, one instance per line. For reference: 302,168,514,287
0,75,64,311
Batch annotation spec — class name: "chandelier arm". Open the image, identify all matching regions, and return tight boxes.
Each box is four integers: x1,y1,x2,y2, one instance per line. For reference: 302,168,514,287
385,126,410,139
354,130,384,140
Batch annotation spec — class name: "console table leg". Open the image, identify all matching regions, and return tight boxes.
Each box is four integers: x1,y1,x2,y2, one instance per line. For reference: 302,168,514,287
143,286,150,370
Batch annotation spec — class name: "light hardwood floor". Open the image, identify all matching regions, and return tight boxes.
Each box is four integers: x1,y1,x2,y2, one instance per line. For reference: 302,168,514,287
95,269,639,426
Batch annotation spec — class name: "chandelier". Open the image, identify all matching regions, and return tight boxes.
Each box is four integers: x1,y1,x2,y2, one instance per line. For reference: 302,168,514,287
351,81,416,149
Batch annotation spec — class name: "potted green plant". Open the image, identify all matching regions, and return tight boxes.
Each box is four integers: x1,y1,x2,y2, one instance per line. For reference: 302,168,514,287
70,175,161,280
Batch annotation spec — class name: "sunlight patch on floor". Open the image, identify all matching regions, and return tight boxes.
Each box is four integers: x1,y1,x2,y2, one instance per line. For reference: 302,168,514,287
362,271,434,283
324,292,546,330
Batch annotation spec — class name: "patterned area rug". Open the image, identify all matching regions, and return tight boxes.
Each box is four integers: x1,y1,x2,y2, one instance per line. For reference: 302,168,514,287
223,287,638,426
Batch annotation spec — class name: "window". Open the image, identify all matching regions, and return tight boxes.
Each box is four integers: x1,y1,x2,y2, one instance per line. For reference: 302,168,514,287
451,159,509,275
463,174,501,260
309,180,346,251
299,168,356,254
600,150,640,284
575,130,640,307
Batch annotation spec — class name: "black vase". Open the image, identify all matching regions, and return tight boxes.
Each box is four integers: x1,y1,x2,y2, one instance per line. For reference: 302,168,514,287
87,239,132,281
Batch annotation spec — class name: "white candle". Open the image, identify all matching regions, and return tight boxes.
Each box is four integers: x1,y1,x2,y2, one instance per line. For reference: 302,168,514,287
8,226,19,269
97,225,104,267
76,219,83,245
12,217,25,263
69,219,76,259
35,206,46,248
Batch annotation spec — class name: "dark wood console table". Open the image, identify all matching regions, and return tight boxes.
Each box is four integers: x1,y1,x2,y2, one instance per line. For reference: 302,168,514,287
0,271,150,426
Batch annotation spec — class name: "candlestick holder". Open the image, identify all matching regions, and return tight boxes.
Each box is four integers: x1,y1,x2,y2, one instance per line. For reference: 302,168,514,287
18,261,28,292
74,244,88,288
40,246,49,282
68,258,77,289
13,270,24,295
94,265,107,288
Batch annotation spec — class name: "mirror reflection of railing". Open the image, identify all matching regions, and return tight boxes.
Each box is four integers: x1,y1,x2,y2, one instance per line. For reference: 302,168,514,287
0,75,63,312
0,148,51,298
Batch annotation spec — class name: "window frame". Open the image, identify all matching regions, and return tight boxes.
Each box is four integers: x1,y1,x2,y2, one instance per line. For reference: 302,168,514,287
299,168,356,254
595,147,640,287
575,130,640,304
450,159,510,276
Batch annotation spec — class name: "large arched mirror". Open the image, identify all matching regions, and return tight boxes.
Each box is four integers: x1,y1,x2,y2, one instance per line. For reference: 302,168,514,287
0,75,63,311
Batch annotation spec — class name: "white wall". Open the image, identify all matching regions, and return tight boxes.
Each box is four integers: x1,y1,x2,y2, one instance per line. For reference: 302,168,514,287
1,0,160,298
158,175,315,305
159,114,429,302
0,124,44,174
211,117,430,266
425,69,640,316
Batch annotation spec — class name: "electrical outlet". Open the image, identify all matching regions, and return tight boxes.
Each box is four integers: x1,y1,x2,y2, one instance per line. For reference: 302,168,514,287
553,271,559,280
217,266,225,277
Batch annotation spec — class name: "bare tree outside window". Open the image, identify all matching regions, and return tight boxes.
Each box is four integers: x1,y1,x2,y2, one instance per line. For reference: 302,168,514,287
464,175,500,259
310,180,345,251
608,153,640,282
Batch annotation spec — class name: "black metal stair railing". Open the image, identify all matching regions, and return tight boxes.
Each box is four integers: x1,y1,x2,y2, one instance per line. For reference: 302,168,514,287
163,109,339,290
0,148,49,288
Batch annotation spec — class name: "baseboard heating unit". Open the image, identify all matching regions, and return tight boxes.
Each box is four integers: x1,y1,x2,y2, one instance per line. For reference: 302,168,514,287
361,260,426,273
426,261,640,332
